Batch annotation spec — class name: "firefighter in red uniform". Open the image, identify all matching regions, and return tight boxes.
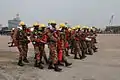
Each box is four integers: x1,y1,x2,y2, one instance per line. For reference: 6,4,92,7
57,23,72,66
64,26,70,56
39,24,48,64
46,21,62,72
60,23,70,56
30,23,45,69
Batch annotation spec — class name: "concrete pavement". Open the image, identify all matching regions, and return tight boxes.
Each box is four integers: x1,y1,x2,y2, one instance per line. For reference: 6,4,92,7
0,34,120,80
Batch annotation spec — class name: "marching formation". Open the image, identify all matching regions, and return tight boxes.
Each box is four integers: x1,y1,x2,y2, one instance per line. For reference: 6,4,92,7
9,21,98,72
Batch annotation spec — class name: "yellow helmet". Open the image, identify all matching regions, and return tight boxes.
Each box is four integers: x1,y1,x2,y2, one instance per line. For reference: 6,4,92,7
59,23,66,28
40,24,46,28
90,27,96,31
82,26,88,29
75,25,80,29
86,26,89,29
51,21,56,24
72,27,76,30
33,22,39,27
56,26,59,30
56,26,61,31
48,20,51,24
19,21,25,26
74,26,77,29
77,25,81,29
68,28,72,31
82,26,86,29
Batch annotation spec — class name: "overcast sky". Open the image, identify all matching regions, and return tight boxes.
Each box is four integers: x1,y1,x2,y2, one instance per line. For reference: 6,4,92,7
0,0,120,28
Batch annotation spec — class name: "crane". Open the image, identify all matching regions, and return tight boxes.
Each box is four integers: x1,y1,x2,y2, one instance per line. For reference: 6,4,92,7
109,14,114,26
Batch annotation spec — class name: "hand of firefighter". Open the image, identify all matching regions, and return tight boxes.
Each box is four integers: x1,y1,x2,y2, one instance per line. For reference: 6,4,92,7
35,39,41,43
40,40,46,44
27,40,31,44
14,39,18,46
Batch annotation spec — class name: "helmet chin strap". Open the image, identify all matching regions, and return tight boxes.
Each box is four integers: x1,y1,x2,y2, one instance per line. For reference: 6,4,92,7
34,27,39,30
22,26,27,30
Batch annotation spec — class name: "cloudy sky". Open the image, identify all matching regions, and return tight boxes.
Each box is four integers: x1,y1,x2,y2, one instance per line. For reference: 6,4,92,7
0,0,120,28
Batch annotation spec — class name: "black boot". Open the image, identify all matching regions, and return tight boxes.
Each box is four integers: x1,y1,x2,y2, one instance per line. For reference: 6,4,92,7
18,60,24,66
95,47,98,49
74,54,79,59
78,54,82,59
80,55,86,60
58,61,64,66
40,61,45,64
38,62,44,69
54,64,62,72
23,57,29,63
66,50,70,56
80,51,86,59
65,61,72,67
48,61,54,69
88,50,93,55
66,54,70,56
93,50,97,52
48,64,54,69
34,54,37,59
43,53,49,64
71,48,74,54
34,60,39,67
80,53,86,60
93,48,97,52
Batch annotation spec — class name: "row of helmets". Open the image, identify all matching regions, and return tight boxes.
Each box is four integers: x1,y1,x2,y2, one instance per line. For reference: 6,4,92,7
19,21,68,28
19,21,46,28
71,25,96,30
18,21,96,31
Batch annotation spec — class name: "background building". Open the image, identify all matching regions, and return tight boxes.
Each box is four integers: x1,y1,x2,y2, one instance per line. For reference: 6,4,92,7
8,14,21,30
0,24,2,30
105,26,120,33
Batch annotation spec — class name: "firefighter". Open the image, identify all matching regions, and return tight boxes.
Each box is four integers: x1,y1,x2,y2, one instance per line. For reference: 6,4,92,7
30,23,45,69
79,26,88,58
89,27,98,52
8,28,15,47
57,23,72,66
46,21,62,72
85,27,93,55
92,26,98,43
39,24,48,64
13,21,30,66
47,21,52,29
65,21,70,28
73,25,83,59
64,26,70,56
70,27,76,55
57,31,72,67
59,23,70,56
68,28,72,48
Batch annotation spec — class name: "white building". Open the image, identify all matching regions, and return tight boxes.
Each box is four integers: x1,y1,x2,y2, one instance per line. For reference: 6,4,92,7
8,14,21,30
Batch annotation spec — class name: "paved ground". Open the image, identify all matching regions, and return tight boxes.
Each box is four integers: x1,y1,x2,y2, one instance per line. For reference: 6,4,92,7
0,34,120,80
